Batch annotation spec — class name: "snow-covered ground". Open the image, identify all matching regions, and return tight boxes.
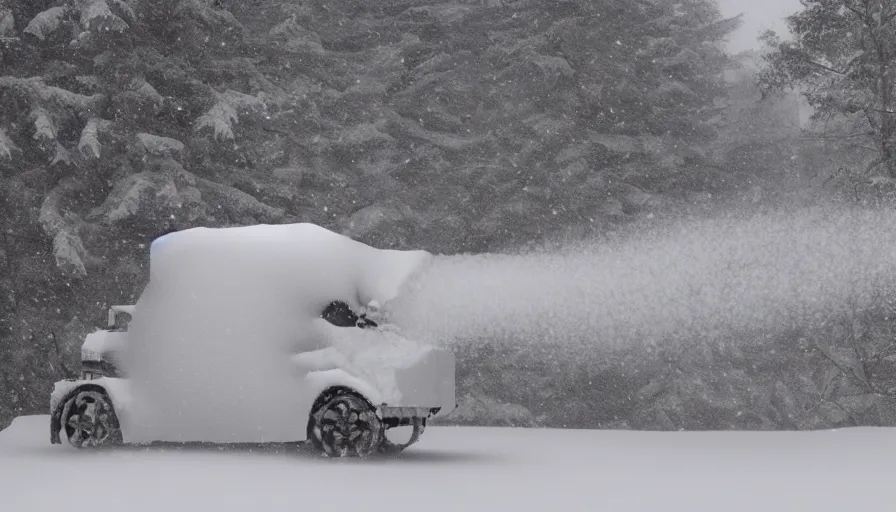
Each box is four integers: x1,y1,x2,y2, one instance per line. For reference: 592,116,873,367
3,415,895,511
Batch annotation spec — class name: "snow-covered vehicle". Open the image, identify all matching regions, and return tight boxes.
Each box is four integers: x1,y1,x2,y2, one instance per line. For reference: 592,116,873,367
50,223,455,457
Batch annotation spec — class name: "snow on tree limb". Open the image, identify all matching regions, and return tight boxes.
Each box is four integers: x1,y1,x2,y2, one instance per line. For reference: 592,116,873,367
108,0,136,24
531,54,575,79
194,176,285,222
78,118,104,159
0,79,102,165
175,0,242,32
95,166,282,226
0,8,14,37
51,231,88,277
99,172,184,223
31,108,57,142
195,102,238,141
195,90,266,142
386,111,489,151
0,77,103,111
131,78,164,105
39,182,71,237
23,6,67,41
333,122,394,149
269,13,306,39
75,75,103,92
79,0,129,32
51,142,72,166
0,129,17,160
137,133,185,159
652,80,697,100
38,177,89,277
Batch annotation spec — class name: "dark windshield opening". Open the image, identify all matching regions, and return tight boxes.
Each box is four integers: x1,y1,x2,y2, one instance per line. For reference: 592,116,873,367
321,300,378,329
322,301,358,327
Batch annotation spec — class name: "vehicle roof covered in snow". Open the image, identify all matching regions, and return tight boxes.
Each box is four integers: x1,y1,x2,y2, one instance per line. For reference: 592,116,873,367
147,223,431,309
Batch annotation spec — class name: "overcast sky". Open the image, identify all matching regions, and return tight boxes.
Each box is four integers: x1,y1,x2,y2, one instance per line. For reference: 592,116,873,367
716,0,802,52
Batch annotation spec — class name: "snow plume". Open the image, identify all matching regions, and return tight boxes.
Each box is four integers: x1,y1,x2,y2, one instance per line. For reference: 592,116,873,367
388,206,896,352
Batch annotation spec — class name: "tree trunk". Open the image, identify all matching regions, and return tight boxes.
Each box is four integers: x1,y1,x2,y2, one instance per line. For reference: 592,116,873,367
876,2,896,177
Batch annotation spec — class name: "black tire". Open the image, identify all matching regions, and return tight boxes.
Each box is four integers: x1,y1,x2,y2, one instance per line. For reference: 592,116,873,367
307,389,383,458
61,389,123,449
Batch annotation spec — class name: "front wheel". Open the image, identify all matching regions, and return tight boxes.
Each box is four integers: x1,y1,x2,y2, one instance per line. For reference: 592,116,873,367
61,389,122,448
307,389,383,458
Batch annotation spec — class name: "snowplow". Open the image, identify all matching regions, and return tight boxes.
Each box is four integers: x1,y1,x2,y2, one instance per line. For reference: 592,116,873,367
50,223,455,457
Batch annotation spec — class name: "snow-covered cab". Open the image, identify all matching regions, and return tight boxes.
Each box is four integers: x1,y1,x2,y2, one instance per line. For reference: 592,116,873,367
50,223,455,457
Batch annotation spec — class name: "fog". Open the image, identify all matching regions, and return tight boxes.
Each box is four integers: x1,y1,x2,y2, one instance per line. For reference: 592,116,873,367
717,0,801,51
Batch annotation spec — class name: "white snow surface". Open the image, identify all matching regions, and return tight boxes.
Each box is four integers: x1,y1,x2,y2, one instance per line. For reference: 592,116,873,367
5,415,896,512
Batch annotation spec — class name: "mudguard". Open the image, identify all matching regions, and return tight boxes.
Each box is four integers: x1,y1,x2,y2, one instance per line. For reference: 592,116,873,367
303,369,385,414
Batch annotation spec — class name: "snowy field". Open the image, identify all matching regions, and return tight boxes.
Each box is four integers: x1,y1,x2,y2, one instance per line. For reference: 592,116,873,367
3,415,895,511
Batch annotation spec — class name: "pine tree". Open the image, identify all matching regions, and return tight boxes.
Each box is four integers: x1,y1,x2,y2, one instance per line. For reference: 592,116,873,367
760,0,896,179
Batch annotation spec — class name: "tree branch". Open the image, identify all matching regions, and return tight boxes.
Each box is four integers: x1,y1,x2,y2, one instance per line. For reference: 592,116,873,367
0,231,18,311
841,51,866,74
884,9,896,27
815,339,871,393
842,3,867,24
49,330,75,380
844,317,874,392
800,56,848,76
798,132,873,141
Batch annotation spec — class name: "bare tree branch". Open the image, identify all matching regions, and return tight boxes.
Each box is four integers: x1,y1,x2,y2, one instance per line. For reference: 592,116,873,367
49,330,75,380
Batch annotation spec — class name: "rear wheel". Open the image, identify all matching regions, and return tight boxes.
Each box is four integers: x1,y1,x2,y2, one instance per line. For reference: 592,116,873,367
62,389,122,448
307,389,383,458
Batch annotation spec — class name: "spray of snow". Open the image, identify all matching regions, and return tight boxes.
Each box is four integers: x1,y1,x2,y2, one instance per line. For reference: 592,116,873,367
388,206,896,353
